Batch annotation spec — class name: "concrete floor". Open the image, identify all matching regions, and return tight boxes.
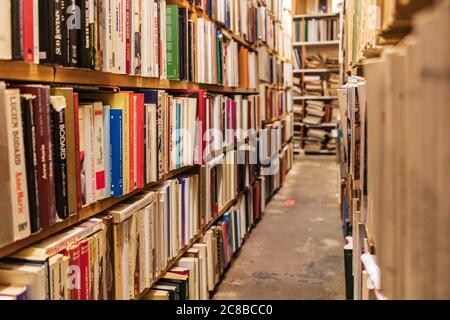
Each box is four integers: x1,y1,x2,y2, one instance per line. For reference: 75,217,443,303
213,156,345,300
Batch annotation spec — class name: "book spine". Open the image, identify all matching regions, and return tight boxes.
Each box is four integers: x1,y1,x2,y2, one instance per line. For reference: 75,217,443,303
136,94,145,189
128,94,135,193
54,0,64,65
23,0,33,62
20,95,40,233
154,1,159,76
66,0,79,67
88,0,96,69
38,0,53,64
82,104,96,205
78,0,89,68
93,103,106,200
11,0,23,60
110,109,123,196
50,96,69,220
0,89,31,245
73,93,83,211
79,239,90,300
68,244,81,300
103,105,111,198
166,4,179,80
125,0,131,74
32,0,39,64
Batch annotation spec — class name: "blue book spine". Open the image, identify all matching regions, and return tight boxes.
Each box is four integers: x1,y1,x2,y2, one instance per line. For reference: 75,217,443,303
103,106,112,198
176,101,181,169
110,109,123,197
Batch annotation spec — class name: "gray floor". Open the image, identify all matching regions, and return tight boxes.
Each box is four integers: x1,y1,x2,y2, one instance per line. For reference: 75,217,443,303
213,156,345,300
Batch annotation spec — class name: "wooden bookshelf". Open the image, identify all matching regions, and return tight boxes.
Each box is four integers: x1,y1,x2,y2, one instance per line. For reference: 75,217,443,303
0,166,197,259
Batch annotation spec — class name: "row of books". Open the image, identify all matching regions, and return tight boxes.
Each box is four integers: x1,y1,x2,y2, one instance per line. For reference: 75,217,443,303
259,85,291,122
0,83,269,248
294,18,340,43
293,51,339,70
258,47,293,87
144,179,265,300
302,100,339,125
0,174,200,300
302,74,340,96
0,174,270,300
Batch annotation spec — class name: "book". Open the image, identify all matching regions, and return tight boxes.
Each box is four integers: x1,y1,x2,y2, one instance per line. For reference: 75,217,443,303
0,86,31,246
166,4,180,80
50,96,69,219
0,0,12,59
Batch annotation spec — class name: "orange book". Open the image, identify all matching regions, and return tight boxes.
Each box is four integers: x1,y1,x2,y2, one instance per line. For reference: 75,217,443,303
239,47,249,89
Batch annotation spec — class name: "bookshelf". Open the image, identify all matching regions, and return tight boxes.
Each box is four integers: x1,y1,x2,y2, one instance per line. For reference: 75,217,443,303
338,0,448,301
0,0,294,301
291,4,344,155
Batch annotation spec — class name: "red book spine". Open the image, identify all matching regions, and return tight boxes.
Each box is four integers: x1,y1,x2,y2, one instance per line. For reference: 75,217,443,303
128,93,135,192
68,244,81,300
135,94,145,189
73,93,83,211
79,239,90,300
125,0,131,75
23,0,33,62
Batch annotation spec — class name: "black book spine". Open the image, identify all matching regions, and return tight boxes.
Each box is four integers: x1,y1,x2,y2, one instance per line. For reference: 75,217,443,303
51,100,69,219
178,8,185,81
66,0,78,67
54,0,64,65
78,0,89,68
39,0,55,64
20,95,41,234
11,0,24,60
59,0,67,65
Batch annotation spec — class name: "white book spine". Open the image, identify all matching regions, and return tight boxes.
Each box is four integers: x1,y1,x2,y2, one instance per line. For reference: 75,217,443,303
33,0,39,64
159,0,167,79
82,104,96,205
0,0,12,60
1,89,31,243
141,0,149,77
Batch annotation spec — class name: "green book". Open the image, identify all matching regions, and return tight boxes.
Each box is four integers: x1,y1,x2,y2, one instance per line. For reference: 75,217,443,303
166,5,180,80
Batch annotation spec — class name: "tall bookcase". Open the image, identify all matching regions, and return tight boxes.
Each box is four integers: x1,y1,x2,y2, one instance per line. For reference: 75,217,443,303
291,1,344,155
0,0,293,300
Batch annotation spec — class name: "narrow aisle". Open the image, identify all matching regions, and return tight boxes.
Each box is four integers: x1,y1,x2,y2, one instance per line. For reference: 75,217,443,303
213,157,345,300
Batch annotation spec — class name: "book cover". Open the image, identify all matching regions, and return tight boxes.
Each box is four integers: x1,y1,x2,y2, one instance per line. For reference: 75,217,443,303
79,103,96,205
50,96,69,220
